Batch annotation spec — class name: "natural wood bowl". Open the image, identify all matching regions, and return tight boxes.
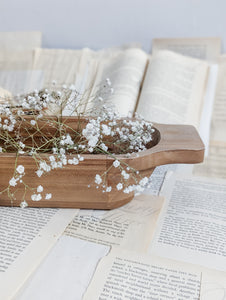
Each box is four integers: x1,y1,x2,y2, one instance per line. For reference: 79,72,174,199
0,119,204,209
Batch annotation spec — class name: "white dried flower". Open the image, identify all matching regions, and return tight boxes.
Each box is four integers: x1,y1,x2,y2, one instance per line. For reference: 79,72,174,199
39,161,51,172
113,160,120,168
9,177,17,187
123,187,130,194
101,124,111,136
116,183,123,190
0,84,156,208
49,155,55,162
19,141,25,149
121,170,129,180
45,193,52,200
106,186,112,192
16,165,25,174
95,174,102,185
31,194,42,201
30,120,36,126
20,200,28,208
37,185,43,193
100,143,108,152
36,169,43,177
88,136,99,148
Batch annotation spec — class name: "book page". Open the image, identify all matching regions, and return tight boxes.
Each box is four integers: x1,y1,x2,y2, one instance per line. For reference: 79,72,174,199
0,86,11,101
136,50,209,128
83,248,202,300
0,207,78,300
15,239,226,300
31,47,146,115
0,31,42,96
15,236,109,300
0,31,42,93
209,56,226,143
0,49,36,73
22,47,148,116
31,48,83,87
193,56,226,178
194,141,226,179
149,175,226,272
86,48,148,116
198,64,218,155
152,37,221,61
64,194,163,252
0,31,42,50
201,271,226,299
0,69,43,96
144,164,178,195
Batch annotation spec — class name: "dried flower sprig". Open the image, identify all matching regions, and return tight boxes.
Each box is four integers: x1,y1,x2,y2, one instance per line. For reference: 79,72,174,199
0,80,157,208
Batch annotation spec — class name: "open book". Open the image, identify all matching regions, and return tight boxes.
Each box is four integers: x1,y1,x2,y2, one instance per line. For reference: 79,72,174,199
0,35,224,299
29,44,212,129
0,37,218,129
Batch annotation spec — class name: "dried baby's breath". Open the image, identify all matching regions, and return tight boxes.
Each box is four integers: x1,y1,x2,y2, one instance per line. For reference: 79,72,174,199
0,80,156,207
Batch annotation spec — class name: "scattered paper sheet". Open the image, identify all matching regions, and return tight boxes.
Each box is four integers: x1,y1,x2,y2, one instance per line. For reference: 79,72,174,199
0,70,43,95
0,31,42,50
193,55,226,178
194,141,226,179
0,207,78,300
83,248,202,300
149,175,226,272
0,31,42,96
15,236,109,300
209,57,226,143
201,271,226,300
64,194,164,252
144,164,179,195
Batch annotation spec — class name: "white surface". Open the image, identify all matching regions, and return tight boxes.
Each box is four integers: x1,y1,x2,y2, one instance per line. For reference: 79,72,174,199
0,0,225,52
15,236,110,300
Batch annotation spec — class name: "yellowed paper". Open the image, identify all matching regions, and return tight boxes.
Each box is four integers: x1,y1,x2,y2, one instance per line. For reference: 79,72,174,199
152,37,221,61
209,56,226,143
194,141,226,179
31,48,83,87
15,236,109,300
0,32,42,95
136,50,209,128
64,194,163,252
201,271,226,299
83,248,202,300
193,55,226,178
87,48,148,116
0,86,11,102
0,207,78,300
0,31,42,50
149,175,226,272
31,47,148,116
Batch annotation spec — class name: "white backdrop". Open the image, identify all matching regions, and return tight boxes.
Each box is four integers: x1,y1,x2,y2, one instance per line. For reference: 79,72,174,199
0,0,225,52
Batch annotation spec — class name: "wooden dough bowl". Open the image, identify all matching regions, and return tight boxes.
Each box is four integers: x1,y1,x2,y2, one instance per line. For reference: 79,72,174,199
0,121,204,209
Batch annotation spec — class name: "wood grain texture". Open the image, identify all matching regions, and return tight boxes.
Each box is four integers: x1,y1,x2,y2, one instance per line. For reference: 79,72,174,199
0,122,204,209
